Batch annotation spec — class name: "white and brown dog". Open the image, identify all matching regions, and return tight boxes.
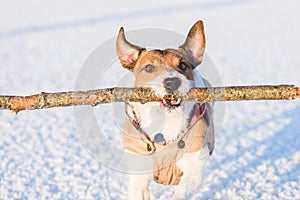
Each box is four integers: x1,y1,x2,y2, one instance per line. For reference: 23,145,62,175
116,20,214,200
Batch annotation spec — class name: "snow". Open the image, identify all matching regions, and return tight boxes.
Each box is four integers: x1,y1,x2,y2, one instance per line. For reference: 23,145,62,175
1,0,300,199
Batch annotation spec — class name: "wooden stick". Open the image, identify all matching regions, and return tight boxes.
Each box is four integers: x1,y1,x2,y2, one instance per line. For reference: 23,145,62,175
0,85,299,114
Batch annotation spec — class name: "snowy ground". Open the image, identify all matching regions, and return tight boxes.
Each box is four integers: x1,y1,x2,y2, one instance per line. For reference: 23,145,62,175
1,0,300,199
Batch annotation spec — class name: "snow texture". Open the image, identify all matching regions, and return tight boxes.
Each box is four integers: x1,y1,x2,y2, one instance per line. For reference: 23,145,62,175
1,0,300,199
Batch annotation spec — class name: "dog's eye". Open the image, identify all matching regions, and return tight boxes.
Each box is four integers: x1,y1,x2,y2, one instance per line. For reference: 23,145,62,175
145,64,155,73
179,62,189,71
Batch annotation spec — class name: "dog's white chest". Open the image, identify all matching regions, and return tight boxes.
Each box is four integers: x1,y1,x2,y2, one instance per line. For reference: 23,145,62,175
129,102,192,142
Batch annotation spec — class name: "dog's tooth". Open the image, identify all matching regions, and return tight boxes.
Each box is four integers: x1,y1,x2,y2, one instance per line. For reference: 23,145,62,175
163,99,167,105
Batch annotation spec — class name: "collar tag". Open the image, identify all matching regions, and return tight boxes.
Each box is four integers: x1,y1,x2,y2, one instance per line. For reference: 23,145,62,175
154,133,166,145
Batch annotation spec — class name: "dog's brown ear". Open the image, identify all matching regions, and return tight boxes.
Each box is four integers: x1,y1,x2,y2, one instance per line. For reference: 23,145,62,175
179,20,206,67
116,27,144,70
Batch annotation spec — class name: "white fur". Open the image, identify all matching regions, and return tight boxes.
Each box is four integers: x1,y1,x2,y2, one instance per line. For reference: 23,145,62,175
145,68,194,97
127,69,212,199
128,173,153,200
128,101,195,142
172,145,210,200
127,147,210,200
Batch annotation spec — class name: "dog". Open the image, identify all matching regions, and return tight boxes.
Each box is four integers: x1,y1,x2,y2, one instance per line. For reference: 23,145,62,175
116,20,214,200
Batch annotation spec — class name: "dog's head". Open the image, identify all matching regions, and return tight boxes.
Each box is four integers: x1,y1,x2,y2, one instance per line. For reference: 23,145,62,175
116,20,206,108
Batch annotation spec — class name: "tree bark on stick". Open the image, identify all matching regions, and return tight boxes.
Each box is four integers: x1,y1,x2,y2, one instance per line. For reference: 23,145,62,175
0,85,299,114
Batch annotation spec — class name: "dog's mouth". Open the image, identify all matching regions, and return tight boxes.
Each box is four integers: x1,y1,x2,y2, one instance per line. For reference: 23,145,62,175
161,95,182,108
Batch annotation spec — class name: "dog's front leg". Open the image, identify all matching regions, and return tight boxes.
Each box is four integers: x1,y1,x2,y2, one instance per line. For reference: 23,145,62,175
128,173,153,200
171,151,209,200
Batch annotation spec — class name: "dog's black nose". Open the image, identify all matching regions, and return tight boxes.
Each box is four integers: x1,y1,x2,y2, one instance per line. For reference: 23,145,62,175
163,77,181,93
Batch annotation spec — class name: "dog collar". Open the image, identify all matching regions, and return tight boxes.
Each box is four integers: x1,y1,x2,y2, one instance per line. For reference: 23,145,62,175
125,102,206,154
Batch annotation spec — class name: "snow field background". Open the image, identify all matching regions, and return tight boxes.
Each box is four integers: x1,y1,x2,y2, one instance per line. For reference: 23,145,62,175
0,0,300,199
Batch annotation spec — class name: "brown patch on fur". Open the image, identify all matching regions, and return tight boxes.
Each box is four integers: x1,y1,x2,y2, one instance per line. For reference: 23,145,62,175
123,117,208,185
132,49,194,87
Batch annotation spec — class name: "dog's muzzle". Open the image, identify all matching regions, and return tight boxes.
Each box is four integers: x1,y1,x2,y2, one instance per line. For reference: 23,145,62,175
161,77,182,107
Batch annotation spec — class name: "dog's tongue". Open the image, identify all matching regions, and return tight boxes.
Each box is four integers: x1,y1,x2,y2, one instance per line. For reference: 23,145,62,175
161,96,181,107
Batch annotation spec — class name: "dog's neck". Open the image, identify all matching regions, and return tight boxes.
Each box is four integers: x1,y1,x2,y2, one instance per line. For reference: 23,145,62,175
127,101,195,142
